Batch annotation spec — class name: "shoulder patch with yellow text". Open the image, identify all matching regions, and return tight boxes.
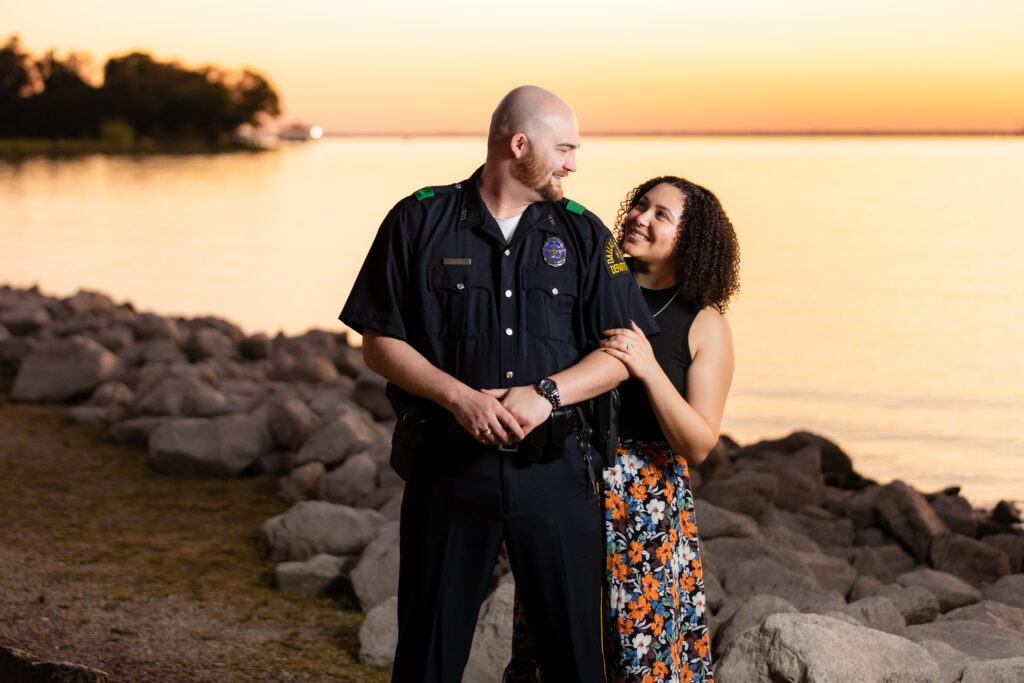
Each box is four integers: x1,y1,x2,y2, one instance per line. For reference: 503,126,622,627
604,237,630,279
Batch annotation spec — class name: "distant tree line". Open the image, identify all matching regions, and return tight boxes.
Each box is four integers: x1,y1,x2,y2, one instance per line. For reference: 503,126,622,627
0,35,280,143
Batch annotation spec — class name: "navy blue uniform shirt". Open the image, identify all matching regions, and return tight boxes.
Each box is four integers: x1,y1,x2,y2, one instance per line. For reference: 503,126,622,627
340,167,657,396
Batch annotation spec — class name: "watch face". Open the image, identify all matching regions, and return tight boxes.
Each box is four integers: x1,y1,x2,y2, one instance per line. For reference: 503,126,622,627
538,378,555,394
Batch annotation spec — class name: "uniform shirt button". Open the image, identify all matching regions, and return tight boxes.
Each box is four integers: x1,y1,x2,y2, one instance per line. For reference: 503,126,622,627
504,289,512,298
456,283,465,290
505,371,514,379
551,287,558,296
504,249,511,256
505,328,513,336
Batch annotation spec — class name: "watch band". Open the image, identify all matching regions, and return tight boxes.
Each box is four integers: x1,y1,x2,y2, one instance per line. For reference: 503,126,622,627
534,378,561,409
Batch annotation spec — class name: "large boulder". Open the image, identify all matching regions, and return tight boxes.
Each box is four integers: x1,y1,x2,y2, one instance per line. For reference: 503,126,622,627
278,461,326,503
359,596,398,667
261,500,385,561
294,409,388,469
875,481,949,562
695,470,777,519
906,621,1024,659
930,493,978,537
148,414,272,477
716,613,940,683
275,553,351,597
897,568,982,612
267,395,321,451
759,508,854,548
878,583,941,625
11,336,118,402
731,430,858,488
0,301,50,335
930,532,1011,588
693,499,760,540
841,485,882,529
917,640,976,683
985,575,1024,609
851,546,895,583
733,444,824,511
463,581,516,683
982,534,1024,573
318,453,378,508
350,521,401,612
723,558,845,613
938,600,1024,637
795,551,858,596
714,594,797,653
830,596,907,636
702,536,812,581
960,658,1024,683
352,369,395,421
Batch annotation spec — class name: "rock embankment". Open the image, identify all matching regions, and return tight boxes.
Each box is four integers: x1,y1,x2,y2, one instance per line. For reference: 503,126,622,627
3,284,1022,683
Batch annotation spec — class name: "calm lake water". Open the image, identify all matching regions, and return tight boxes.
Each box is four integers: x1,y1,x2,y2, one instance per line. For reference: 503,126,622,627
2,136,1022,508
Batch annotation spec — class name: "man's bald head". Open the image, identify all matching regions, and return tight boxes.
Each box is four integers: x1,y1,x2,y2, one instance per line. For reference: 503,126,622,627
488,85,577,149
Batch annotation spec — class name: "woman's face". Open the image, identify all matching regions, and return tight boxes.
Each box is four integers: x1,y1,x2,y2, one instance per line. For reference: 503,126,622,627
622,182,685,266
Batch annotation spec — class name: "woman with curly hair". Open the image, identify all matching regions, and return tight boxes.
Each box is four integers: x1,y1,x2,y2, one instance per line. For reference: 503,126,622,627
505,176,739,683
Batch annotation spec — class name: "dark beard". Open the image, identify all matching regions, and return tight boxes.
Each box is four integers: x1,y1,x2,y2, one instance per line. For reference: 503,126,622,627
512,148,564,202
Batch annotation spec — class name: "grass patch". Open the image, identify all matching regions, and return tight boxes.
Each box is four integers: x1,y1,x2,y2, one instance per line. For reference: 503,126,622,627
0,386,391,681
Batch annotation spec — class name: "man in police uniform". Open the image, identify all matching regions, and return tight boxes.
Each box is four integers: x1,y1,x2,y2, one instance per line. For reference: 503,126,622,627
340,85,656,682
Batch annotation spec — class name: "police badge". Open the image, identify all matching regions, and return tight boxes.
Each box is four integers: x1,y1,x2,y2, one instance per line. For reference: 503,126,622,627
542,237,567,267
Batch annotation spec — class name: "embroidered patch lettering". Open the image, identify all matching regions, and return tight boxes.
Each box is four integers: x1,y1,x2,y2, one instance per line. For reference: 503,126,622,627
604,237,629,278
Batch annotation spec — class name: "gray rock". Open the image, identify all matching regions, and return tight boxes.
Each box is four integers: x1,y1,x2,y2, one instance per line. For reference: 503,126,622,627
0,302,50,335
350,521,401,612
463,582,516,683
732,430,858,488
714,594,797,652
261,500,385,561
939,600,1024,636
121,338,188,365
985,575,1024,609
734,444,825,511
358,595,398,667
876,480,950,563
693,499,761,540
334,344,367,378
275,553,350,596
761,525,820,553
109,416,172,445
851,545,896,583
982,534,1024,573
278,461,326,503
834,596,907,636
842,485,883,530
703,536,813,582
696,470,777,519
716,612,940,683
267,395,320,451
12,336,119,402
185,327,239,360
92,323,134,352
917,640,975,683
874,543,917,577
378,490,403,521
960,658,1024,683
906,620,1024,659
308,379,357,419
878,583,941,625
148,414,272,477
759,507,854,547
723,558,845,612
930,493,978,537
270,348,340,383
702,570,724,612
129,313,182,341
849,575,884,602
795,551,858,596
931,532,1011,588
853,527,894,547
88,381,135,408
294,409,388,469
897,568,983,612
65,289,116,315
239,332,271,360
353,369,395,421
181,381,231,417
318,453,379,508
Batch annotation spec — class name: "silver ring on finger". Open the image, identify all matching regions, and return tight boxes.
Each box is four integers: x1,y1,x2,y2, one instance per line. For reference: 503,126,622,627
625,343,632,352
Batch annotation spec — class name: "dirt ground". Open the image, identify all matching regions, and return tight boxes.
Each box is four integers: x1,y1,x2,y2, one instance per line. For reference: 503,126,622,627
0,382,391,682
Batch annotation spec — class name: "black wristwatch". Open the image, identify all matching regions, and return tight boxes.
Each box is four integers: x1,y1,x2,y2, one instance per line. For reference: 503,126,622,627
534,378,561,410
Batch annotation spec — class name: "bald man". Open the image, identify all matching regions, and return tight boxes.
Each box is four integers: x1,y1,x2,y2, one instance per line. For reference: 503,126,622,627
340,86,656,682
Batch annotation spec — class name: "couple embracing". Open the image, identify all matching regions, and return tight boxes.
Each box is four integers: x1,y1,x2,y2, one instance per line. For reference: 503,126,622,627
340,85,739,683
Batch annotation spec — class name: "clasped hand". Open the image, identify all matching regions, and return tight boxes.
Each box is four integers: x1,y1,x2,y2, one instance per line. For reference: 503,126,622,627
600,320,656,379
449,385,551,446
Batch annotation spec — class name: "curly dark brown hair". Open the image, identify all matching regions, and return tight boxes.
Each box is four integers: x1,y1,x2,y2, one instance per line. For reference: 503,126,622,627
614,176,740,311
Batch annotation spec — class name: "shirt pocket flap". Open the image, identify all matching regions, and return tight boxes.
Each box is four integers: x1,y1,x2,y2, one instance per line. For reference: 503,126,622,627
427,265,492,291
522,268,578,298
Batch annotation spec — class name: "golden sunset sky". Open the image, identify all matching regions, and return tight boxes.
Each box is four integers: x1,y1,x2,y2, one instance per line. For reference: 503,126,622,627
4,0,1023,134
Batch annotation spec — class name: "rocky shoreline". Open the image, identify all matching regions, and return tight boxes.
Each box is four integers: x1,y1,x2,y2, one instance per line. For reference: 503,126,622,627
2,284,1022,682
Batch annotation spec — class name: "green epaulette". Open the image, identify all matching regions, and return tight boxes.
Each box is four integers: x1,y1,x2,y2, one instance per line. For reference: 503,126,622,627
561,198,585,215
414,187,435,201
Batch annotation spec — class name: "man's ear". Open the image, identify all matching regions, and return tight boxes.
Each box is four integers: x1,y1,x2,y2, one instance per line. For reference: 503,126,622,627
510,132,529,159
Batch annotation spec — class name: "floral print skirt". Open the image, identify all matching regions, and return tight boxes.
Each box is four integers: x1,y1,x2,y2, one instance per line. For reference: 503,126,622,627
504,438,713,683
604,438,713,682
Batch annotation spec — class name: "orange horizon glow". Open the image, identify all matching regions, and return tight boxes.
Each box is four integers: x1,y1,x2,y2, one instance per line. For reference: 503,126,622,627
3,0,1023,135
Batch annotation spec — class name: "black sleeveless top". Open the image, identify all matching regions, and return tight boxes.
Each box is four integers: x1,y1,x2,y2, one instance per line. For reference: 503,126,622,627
617,286,700,442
